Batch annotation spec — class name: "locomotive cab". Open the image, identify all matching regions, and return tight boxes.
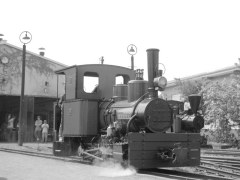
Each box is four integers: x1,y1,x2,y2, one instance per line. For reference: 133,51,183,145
53,64,135,154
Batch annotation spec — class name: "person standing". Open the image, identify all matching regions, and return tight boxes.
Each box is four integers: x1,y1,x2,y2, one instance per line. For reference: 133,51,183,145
34,116,42,141
184,99,191,111
7,114,15,142
41,120,49,143
184,99,193,115
55,100,62,140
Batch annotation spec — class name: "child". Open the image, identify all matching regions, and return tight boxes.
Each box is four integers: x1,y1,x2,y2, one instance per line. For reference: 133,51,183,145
41,120,49,143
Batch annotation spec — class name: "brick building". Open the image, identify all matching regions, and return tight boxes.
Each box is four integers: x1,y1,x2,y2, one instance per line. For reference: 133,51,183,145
0,40,66,142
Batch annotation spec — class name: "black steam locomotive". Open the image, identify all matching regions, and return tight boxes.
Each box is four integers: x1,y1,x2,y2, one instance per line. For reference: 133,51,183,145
53,49,204,169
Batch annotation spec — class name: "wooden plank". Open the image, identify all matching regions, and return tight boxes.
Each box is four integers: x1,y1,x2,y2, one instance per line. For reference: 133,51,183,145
129,142,178,150
128,133,200,142
129,150,170,160
188,134,201,141
128,142,200,151
189,148,200,157
129,148,200,161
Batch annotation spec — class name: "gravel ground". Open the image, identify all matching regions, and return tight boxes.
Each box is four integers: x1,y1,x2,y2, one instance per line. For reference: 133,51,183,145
0,150,169,180
0,143,171,180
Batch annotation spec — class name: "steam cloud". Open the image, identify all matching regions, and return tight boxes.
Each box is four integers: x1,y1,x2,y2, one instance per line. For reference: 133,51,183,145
96,160,136,177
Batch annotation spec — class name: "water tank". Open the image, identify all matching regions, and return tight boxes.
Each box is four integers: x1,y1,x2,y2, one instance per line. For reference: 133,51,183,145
128,80,148,102
113,84,128,101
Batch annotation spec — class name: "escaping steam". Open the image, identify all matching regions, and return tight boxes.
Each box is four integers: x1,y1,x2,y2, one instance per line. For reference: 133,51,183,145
95,160,136,177
93,147,136,177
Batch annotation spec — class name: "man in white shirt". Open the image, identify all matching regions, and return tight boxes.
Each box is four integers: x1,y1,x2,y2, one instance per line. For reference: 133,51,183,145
35,116,42,141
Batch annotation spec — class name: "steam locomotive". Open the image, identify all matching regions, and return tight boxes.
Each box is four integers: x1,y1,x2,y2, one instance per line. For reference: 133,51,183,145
53,48,204,169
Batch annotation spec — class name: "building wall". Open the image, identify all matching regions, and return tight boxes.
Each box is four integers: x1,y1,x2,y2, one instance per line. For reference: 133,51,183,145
162,85,181,101
0,44,65,97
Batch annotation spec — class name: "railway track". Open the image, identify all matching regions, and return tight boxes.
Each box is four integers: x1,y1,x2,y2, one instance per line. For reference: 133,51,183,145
202,149,240,156
0,148,91,165
140,168,229,180
198,148,240,179
0,147,224,180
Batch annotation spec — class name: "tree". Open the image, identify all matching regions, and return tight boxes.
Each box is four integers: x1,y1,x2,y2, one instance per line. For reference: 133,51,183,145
175,78,203,99
201,74,240,143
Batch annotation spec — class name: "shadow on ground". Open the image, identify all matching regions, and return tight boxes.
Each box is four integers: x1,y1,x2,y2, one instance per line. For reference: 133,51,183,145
0,177,7,180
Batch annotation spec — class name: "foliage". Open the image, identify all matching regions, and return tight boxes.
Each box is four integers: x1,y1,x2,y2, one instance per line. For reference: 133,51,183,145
175,75,240,143
201,74,240,143
175,78,203,99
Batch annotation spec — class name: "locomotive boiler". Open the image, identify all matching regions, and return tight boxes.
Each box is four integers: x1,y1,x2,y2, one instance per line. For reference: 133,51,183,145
53,48,204,169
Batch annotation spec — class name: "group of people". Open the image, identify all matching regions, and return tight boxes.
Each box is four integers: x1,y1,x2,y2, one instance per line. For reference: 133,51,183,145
34,116,49,143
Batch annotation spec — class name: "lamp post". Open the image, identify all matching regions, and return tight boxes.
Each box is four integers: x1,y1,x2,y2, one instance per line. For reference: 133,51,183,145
127,44,137,70
18,31,32,146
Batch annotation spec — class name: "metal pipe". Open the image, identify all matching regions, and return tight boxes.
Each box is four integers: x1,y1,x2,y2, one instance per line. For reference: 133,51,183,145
127,114,137,133
57,75,59,100
82,150,104,161
131,55,134,70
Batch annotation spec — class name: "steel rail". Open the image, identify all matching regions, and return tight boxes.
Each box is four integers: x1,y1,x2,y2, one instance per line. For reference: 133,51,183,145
201,155,240,162
201,157,240,167
201,160,240,173
139,170,201,180
140,168,230,180
202,149,240,153
202,150,240,156
0,148,92,164
197,165,240,179
200,150,240,179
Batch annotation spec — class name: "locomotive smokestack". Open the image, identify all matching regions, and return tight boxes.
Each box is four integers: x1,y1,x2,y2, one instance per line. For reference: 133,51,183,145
146,48,159,98
188,94,201,114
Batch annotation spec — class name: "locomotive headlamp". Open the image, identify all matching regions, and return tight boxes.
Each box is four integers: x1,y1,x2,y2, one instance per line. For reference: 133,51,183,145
153,76,167,91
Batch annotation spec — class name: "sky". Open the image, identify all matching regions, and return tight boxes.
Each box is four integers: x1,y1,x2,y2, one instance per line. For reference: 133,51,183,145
1,0,240,81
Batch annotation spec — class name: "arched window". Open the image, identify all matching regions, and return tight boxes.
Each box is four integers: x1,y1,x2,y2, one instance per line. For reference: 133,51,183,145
83,72,99,93
115,74,130,85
